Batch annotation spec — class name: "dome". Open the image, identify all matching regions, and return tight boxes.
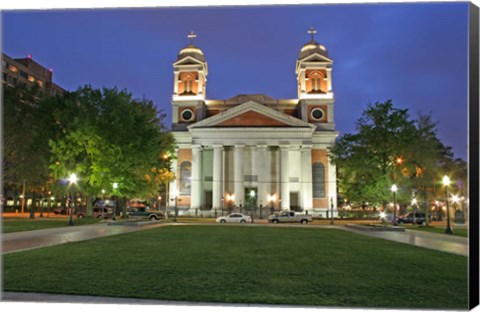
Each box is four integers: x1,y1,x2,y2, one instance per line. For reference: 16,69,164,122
176,43,205,62
298,39,329,60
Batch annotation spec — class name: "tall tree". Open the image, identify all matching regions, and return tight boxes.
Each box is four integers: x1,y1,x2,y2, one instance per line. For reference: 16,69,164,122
49,86,174,216
331,100,418,208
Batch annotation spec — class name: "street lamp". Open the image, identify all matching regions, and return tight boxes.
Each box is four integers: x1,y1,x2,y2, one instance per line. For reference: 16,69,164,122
67,173,78,226
112,182,118,221
173,189,179,222
391,184,398,225
101,189,106,219
443,175,453,234
411,197,417,225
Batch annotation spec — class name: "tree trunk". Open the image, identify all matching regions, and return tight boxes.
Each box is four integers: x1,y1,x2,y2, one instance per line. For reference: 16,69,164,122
29,191,36,219
21,180,26,213
86,194,93,217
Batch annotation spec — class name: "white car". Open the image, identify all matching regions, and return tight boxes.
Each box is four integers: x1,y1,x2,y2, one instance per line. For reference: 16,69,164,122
216,213,252,223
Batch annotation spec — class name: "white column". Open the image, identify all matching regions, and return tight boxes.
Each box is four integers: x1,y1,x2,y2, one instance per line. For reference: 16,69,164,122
256,145,268,208
327,149,337,215
280,146,290,210
212,145,223,210
234,145,244,207
326,68,333,93
191,145,202,210
301,145,313,211
197,71,204,96
173,71,179,95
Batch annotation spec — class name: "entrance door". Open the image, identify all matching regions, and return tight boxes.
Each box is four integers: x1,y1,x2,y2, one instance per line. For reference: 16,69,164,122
290,192,300,211
204,191,213,210
244,187,257,210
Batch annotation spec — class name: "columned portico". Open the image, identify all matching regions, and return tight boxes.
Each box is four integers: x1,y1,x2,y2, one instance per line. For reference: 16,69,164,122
280,146,290,210
301,145,313,210
234,145,245,207
191,145,202,210
256,145,268,208
212,145,223,209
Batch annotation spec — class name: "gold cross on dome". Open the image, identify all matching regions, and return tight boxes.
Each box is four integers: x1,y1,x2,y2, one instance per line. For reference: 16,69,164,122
187,31,197,44
307,26,317,41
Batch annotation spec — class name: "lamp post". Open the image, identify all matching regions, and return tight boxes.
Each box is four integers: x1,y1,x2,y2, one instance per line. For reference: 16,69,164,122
173,189,179,222
67,173,78,226
411,197,417,225
112,182,118,221
330,197,334,225
391,184,398,226
443,176,453,234
101,189,106,219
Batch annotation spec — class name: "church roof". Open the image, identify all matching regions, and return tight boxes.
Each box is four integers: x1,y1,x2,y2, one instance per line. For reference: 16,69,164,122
176,44,205,62
298,39,329,60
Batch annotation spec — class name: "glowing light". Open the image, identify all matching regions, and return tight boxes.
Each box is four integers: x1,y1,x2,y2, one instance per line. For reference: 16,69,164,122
68,173,78,184
451,195,459,203
113,182,118,189
380,212,386,219
442,175,451,186
249,190,256,197
391,184,398,192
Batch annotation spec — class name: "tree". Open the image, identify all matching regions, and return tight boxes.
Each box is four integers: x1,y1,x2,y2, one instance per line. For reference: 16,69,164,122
330,100,465,212
49,86,174,217
331,100,418,208
3,85,54,215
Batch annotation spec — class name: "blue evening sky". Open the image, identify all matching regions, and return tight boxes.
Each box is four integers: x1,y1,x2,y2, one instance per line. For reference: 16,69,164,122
2,2,469,160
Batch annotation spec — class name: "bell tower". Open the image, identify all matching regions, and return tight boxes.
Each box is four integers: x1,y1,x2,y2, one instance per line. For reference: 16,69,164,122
172,31,208,129
296,27,335,131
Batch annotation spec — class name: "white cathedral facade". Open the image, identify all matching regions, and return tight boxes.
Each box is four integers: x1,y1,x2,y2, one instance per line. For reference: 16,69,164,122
168,29,338,216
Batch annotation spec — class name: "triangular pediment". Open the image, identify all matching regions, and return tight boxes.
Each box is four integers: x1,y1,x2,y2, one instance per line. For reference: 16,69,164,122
300,52,333,63
188,101,316,130
173,56,205,66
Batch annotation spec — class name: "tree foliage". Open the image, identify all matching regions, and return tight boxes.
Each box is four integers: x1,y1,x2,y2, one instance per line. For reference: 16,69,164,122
330,100,466,209
3,84,175,216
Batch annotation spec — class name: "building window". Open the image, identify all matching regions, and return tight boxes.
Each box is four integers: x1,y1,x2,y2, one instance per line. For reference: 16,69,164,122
28,75,35,83
179,161,192,195
2,60,7,68
312,162,326,198
181,109,194,122
37,80,44,88
310,108,324,121
20,70,28,79
9,65,18,73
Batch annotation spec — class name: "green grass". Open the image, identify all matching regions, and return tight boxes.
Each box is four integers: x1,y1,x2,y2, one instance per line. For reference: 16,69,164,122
2,218,101,233
3,225,467,309
402,225,468,237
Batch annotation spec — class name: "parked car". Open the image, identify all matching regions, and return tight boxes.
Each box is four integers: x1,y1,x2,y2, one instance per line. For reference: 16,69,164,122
267,211,313,224
397,212,430,225
77,207,113,219
53,207,68,215
125,206,164,221
216,213,252,223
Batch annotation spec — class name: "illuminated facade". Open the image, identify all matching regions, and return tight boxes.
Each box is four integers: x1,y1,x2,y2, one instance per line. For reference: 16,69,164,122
169,30,338,216
1,53,64,96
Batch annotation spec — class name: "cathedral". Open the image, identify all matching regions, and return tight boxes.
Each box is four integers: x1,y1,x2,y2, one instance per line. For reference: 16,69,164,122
168,29,338,216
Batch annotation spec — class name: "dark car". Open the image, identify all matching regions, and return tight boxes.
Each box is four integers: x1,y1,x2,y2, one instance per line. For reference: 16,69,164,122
126,206,164,221
77,207,113,219
397,212,430,225
53,207,68,215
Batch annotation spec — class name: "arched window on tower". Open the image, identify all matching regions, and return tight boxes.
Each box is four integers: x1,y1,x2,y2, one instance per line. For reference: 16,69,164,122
307,71,326,94
179,73,197,95
312,162,326,198
180,161,192,195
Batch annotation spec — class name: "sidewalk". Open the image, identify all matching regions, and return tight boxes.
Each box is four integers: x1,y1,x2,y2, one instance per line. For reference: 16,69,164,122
340,225,468,256
2,222,167,254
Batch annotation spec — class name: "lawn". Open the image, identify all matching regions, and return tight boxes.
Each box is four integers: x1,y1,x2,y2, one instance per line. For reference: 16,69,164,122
2,218,101,233
3,225,468,309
